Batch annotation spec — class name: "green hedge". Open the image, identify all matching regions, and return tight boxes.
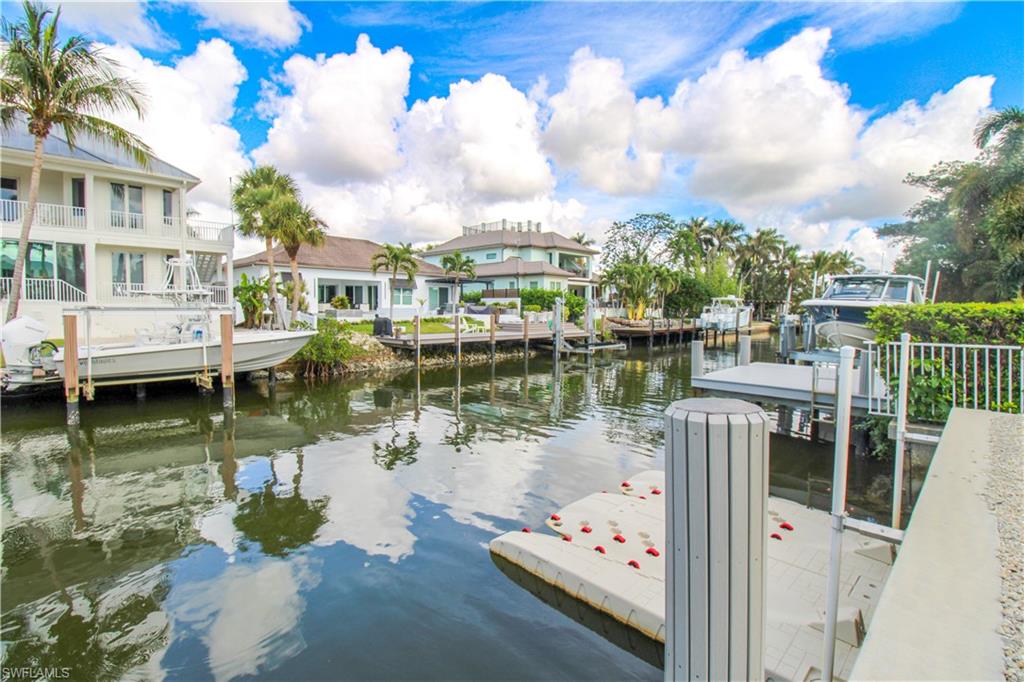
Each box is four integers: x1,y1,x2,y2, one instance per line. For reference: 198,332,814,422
293,318,357,376
867,302,1024,344
519,289,584,319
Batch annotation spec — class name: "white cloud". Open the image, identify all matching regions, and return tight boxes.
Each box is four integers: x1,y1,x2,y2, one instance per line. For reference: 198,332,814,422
806,75,993,222
103,39,251,215
55,1,176,50
543,48,664,195
190,1,310,50
253,35,413,184
638,28,864,214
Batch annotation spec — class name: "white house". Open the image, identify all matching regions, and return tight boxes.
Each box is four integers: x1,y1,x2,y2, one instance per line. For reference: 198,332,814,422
0,127,233,337
233,235,453,320
421,220,600,300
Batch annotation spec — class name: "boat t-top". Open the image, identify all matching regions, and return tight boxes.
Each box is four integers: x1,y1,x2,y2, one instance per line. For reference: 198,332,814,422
800,273,925,349
699,295,753,331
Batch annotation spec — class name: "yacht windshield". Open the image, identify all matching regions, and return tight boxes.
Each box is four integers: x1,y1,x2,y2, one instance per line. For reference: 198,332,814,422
825,278,887,300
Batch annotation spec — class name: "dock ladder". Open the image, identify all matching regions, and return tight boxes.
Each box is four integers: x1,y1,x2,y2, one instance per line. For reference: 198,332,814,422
809,361,838,425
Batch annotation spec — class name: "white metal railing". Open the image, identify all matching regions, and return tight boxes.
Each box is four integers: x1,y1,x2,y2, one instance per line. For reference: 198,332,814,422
866,337,1023,417
186,219,229,242
0,199,87,229
210,285,229,304
111,281,146,297
0,276,87,302
161,216,181,238
109,211,145,232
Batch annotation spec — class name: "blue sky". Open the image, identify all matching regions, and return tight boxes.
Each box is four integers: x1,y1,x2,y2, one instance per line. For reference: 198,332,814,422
5,1,1022,259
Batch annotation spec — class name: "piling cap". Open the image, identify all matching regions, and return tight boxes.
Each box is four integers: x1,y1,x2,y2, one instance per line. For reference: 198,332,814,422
665,397,763,416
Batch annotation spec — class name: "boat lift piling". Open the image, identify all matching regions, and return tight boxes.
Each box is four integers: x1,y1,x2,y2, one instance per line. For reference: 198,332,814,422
489,311,497,363
455,312,462,366
220,312,234,411
414,315,422,369
692,340,705,379
63,313,80,426
739,335,752,366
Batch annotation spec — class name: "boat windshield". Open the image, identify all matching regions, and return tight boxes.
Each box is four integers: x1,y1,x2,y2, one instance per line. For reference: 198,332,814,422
824,278,887,300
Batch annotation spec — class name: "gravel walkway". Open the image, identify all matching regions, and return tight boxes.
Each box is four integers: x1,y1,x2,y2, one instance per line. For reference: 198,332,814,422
984,413,1024,681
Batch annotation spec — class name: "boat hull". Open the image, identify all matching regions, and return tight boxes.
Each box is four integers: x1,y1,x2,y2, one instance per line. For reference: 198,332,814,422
814,320,876,350
55,330,315,382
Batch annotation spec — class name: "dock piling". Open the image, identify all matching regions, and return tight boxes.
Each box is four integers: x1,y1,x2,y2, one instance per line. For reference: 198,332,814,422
63,313,80,426
738,335,751,366
489,311,497,362
664,397,769,681
691,340,705,378
649,318,654,349
892,332,911,529
414,315,421,369
220,313,235,411
135,383,146,402
454,312,462,366
523,312,529,356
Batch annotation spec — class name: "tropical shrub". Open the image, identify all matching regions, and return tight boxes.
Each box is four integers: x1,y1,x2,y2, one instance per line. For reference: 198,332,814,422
330,295,351,310
292,318,358,377
233,273,270,328
664,274,714,318
277,279,309,313
867,302,1024,345
460,290,483,304
519,289,584,319
523,304,542,313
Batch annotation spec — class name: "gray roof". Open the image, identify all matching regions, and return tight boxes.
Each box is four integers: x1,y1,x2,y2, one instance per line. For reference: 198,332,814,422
473,257,576,278
1,125,199,183
428,229,600,255
234,234,445,276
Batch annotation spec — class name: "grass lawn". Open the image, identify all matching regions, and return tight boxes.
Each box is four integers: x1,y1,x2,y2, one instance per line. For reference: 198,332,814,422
339,318,485,336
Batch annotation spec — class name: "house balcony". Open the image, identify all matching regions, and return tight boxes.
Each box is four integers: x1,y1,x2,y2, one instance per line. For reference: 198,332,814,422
0,276,87,303
1,199,87,230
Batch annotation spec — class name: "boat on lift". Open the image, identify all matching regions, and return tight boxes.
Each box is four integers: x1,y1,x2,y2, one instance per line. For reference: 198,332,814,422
800,273,925,350
1,257,314,395
699,295,753,331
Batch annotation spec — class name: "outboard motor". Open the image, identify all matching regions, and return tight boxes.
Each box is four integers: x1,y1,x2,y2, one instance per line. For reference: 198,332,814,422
0,316,49,367
372,317,393,337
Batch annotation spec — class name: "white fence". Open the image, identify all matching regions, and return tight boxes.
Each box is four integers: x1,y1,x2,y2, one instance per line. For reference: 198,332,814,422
866,337,1023,417
1,199,87,229
0,276,87,302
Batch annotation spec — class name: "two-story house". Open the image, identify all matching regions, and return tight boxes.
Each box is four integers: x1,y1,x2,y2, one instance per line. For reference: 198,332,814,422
422,220,599,301
1,127,233,336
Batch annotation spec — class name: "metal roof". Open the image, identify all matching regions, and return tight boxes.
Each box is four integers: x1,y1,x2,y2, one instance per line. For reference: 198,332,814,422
1,125,199,183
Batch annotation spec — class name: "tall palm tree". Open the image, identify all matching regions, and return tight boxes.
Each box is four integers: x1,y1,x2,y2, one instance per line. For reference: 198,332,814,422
707,219,745,266
275,198,326,323
441,250,475,317
1,1,151,321
231,166,299,314
571,231,595,247
681,216,714,267
370,243,419,324
652,264,678,316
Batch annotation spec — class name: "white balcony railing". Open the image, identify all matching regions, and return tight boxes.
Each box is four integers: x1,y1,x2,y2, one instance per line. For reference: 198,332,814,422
161,216,180,238
210,284,230,304
0,199,87,230
109,211,145,232
111,281,146,297
187,219,228,242
0,276,87,302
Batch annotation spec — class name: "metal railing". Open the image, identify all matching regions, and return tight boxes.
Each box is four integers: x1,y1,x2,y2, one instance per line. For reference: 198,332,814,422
210,285,229,304
866,337,1023,417
109,211,145,232
111,281,146,297
161,215,180,238
0,199,87,229
0,276,87,302
186,219,228,242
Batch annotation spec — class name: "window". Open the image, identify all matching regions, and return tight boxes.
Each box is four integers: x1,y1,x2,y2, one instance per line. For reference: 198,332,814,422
883,281,909,302
56,243,86,291
162,189,174,223
1,177,17,201
529,280,539,289
559,253,588,277
547,253,553,264
112,251,144,295
508,280,516,289
110,183,143,229
486,252,497,260
2,240,85,292
549,281,562,291
318,284,338,304
344,285,364,305
392,287,413,305
71,178,86,208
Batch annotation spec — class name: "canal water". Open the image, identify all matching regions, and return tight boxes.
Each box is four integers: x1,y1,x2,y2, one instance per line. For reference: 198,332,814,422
1,338,905,680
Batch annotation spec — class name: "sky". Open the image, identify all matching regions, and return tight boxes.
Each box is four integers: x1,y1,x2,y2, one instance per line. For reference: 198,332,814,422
5,1,1022,263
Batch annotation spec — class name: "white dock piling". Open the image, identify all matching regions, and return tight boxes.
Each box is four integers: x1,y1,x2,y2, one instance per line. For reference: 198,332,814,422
892,332,911,529
664,398,769,682
822,346,856,681
739,335,752,366
691,340,705,378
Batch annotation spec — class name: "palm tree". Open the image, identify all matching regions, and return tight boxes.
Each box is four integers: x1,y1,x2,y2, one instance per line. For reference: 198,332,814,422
681,216,714,267
275,198,326,323
707,219,745,266
232,166,299,322
571,232,595,247
370,243,419,324
1,2,151,321
441,250,475,317
973,106,1024,151
652,264,678,316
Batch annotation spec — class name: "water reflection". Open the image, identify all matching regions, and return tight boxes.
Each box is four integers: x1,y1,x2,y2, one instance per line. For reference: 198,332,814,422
1,340,906,680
